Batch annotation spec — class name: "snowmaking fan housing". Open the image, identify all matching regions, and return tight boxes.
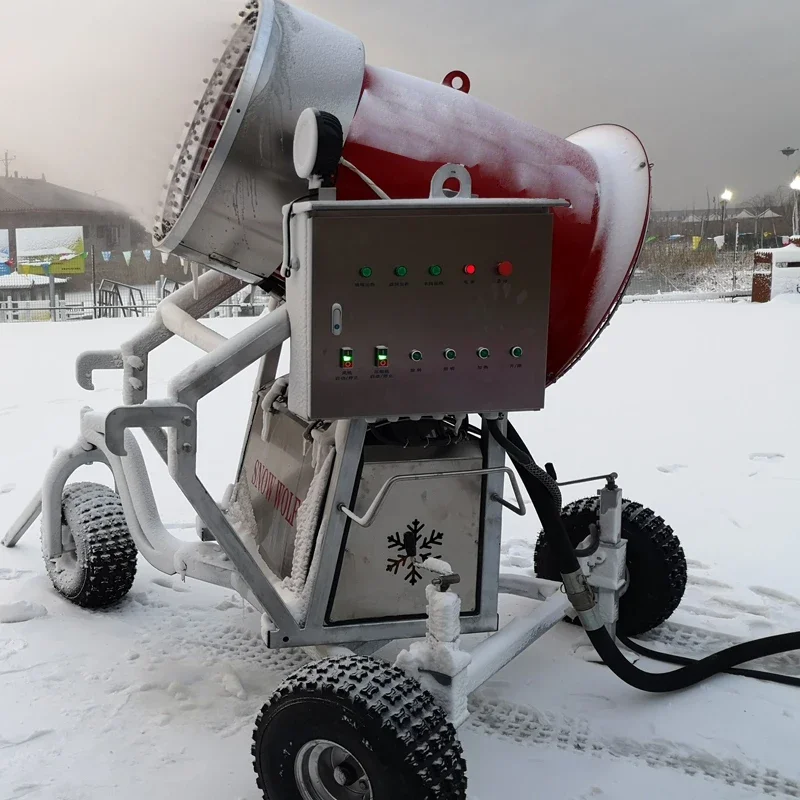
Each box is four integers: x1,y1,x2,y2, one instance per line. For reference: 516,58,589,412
154,0,651,385
153,0,365,282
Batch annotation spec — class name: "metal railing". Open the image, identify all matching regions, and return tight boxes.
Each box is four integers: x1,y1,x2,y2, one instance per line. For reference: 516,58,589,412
0,281,270,323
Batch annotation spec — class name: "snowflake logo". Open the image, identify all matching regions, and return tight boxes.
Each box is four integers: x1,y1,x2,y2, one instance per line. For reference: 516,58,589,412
386,519,444,586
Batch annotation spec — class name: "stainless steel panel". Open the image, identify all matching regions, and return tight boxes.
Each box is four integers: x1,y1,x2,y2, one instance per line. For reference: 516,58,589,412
328,442,483,623
287,203,553,419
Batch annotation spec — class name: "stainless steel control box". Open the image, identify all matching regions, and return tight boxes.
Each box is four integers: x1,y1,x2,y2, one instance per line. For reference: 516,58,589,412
286,200,554,420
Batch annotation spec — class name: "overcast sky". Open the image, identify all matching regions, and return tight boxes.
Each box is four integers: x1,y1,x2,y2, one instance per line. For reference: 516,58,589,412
2,0,799,220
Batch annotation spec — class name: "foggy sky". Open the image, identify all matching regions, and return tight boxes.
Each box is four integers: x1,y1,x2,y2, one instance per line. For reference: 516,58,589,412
3,0,799,221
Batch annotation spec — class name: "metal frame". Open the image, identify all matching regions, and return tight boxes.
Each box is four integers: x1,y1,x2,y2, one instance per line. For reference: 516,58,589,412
2,187,630,730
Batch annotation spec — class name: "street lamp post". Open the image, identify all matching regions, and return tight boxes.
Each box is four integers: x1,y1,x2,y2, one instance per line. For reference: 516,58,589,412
720,189,733,247
790,176,800,238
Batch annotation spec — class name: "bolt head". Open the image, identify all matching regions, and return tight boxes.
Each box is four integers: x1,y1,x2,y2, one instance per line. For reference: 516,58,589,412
181,442,193,453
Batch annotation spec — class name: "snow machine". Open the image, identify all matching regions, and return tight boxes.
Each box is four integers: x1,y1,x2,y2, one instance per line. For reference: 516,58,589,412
18,2,799,798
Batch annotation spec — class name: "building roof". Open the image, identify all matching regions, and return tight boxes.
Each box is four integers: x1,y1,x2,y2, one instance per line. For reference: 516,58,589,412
0,273,68,288
756,244,800,262
1,246,76,264
0,177,129,217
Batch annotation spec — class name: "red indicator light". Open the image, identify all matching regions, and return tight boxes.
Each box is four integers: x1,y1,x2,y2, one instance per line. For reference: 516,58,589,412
343,362,353,369
497,260,514,277
378,360,388,367
464,264,477,275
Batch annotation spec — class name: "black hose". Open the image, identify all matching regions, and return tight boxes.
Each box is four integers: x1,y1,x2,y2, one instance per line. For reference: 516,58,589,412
487,421,574,573
491,418,800,693
573,526,601,559
619,634,800,688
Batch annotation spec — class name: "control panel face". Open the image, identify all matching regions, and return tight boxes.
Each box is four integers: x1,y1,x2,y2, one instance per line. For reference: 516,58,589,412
289,203,553,420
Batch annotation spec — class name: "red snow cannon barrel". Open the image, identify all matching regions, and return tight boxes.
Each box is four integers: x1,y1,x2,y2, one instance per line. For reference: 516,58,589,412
154,0,651,385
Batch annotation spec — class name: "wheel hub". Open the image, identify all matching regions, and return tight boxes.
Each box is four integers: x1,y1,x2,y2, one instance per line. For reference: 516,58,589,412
295,739,372,800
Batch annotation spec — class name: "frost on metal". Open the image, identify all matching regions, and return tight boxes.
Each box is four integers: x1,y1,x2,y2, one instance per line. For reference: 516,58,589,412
259,376,289,441
154,5,259,241
280,422,337,618
284,446,335,596
225,473,258,541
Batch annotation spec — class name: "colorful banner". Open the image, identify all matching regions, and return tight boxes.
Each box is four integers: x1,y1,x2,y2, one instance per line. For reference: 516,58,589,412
692,236,702,251
102,251,112,262
160,251,169,265
0,264,11,277
143,249,152,262
122,251,132,266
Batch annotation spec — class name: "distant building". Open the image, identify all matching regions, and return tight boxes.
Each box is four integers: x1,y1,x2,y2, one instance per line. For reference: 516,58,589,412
0,272,68,302
0,175,139,270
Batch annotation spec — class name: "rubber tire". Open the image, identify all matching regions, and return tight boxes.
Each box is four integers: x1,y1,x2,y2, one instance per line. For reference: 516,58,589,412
533,497,687,637
252,656,467,800
44,482,137,609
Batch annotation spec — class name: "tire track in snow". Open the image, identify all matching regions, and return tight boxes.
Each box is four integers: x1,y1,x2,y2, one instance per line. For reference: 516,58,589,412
127,592,308,678
642,621,800,677
466,696,800,797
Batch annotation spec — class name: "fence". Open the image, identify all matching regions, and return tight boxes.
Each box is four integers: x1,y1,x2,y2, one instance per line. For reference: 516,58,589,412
627,249,754,296
1,251,757,324
0,276,270,323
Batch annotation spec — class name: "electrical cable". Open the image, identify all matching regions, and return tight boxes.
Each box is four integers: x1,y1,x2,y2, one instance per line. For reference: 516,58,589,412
340,158,391,200
488,418,800,693
282,193,315,276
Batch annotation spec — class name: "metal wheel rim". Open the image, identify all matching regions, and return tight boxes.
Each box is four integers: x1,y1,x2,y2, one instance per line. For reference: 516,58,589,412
294,739,372,800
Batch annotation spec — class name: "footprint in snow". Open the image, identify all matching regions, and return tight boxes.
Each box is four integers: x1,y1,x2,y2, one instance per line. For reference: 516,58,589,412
749,585,800,607
679,604,735,620
657,464,687,474
0,601,48,624
0,568,32,581
749,452,785,462
0,638,28,661
687,574,733,589
709,595,770,618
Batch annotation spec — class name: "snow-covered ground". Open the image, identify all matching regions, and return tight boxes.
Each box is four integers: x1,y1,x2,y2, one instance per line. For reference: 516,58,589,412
1,299,799,799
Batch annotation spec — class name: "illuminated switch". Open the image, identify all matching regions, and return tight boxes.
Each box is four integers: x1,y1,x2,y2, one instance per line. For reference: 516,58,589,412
375,346,389,367
497,260,514,277
444,348,457,361
510,346,524,358
340,347,354,369
477,347,491,360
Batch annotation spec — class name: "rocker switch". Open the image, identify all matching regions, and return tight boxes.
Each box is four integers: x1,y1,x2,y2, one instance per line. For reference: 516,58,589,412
331,303,343,336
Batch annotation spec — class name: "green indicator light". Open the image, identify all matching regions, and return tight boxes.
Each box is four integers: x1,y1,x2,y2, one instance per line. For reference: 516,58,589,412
429,264,443,277
359,267,373,278
477,347,491,360
394,266,408,277
375,346,389,367
340,348,354,369
510,346,524,359
444,348,457,361
410,350,423,362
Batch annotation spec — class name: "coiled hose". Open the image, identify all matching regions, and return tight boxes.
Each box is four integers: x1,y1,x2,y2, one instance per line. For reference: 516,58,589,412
488,418,800,692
